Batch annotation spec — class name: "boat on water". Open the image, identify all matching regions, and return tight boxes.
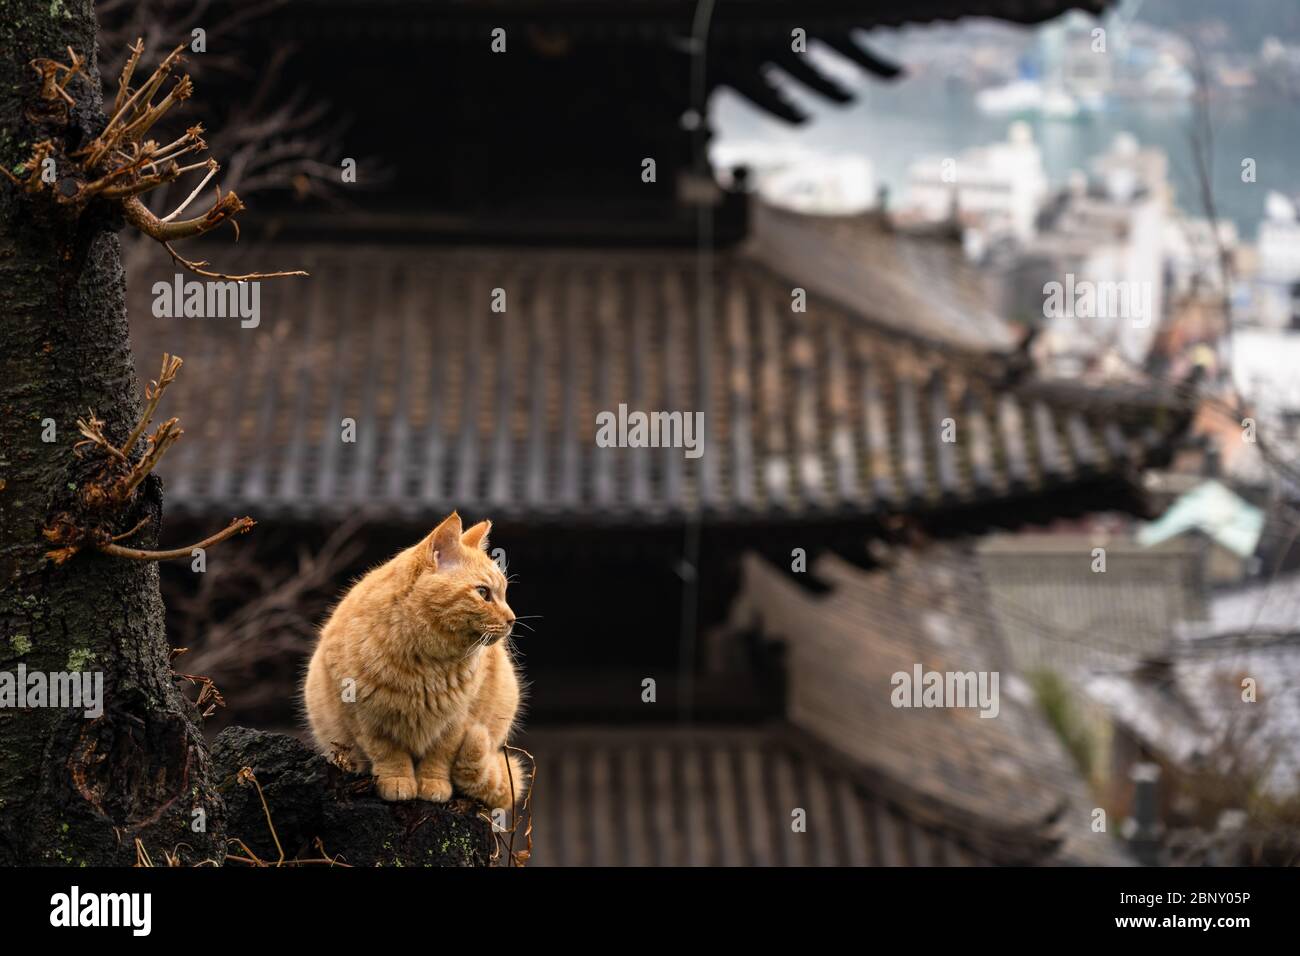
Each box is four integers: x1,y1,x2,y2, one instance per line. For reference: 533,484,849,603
975,79,1082,120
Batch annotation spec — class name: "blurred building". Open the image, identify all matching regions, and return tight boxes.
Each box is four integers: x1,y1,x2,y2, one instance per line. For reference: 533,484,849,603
1250,191,1300,329
1163,216,1238,299
897,121,1048,247
1016,135,1170,376
712,143,879,217
977,482,1263,679
1088,574,1300,831
1135,480,1263,583
977,532,1206,678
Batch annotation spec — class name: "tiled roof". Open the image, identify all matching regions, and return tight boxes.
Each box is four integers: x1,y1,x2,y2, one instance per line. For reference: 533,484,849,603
1179,571,1300,641
1087,633,1300,798
723,549,1128,865
1136,480,1264,559
745,205,1017,353
128,230,1185,526
519,724,1076,866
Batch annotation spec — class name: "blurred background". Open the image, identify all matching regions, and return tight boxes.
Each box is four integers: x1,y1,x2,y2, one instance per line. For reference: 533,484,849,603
105,0,1300,865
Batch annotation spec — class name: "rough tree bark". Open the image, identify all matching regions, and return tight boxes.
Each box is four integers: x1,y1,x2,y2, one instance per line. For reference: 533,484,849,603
0,0,225,865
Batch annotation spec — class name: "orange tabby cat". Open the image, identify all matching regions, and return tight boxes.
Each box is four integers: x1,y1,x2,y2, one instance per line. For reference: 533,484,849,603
303,512,526,810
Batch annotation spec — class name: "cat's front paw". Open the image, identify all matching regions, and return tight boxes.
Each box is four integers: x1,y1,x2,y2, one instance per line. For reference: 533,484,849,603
417,775,453,802
375,774,418,801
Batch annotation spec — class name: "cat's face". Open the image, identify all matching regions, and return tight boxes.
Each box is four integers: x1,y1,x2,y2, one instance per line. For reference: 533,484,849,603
411,512,515,653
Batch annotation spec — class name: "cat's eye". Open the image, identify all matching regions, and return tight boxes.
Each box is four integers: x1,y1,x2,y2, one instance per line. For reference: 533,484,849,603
475,585,492,601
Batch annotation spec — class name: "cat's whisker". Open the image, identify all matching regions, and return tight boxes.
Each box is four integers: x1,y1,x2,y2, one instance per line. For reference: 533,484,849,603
460,633,492,660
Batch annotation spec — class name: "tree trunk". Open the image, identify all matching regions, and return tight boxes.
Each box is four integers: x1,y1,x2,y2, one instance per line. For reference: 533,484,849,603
0,2,494,868
0,0,224,865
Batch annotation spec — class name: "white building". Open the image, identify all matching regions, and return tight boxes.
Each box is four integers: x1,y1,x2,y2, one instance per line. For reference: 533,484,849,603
1251,192,1300,329
1164,216,1238,297
898,122,1048,246
1231,329,1300,416
1089,131,1172,210
1032,156,1168,376
709,141,878,216
1227,193,1300,448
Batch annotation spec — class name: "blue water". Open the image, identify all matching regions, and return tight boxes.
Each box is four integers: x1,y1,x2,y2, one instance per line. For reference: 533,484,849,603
714,77,1297,239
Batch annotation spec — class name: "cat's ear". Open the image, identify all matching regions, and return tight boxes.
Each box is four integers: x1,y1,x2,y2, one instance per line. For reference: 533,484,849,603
428,511,464,570
461,519,491,551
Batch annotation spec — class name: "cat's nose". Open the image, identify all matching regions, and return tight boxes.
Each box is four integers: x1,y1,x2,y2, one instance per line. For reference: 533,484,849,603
504,609,516,625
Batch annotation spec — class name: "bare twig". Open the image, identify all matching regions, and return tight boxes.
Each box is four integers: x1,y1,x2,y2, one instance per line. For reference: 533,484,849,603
485,745,535,867
44,354,259,566
122,353,183,456
236,767,284,866
160,159,219,222
225,771,351,867
101,516,255,562
163,240,308,282
6,40,306,282
110,515,152,543
74,411,128,463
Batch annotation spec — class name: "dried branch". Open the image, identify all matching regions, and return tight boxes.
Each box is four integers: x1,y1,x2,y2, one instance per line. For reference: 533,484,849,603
161,159,220,222
225,769,350,867
122,353,183,455
74,411,128,463
122,189,243,242
163,240,308,282
120,419,183,497
110,515,152,543
504,744,536,867
43,354,257,566
480,745,536,867
99,2,365,212
100,516,255,563
167,646,229,718
236,767,284,866
133,838,155,868
114,37,145,114
4,40,307,282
